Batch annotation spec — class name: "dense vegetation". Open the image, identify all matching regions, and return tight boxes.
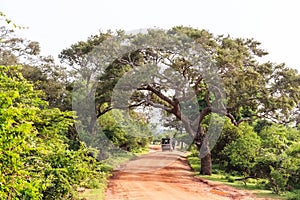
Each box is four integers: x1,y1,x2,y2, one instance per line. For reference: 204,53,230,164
0,66,108,199
1,11,300,199
187,117,300,198
0,13,151,199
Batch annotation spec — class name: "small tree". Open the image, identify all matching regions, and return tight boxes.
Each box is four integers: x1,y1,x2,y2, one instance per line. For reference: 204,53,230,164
223,123,261,176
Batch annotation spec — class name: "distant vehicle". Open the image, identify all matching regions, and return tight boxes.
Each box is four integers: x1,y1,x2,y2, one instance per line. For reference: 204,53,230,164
161,138,174,151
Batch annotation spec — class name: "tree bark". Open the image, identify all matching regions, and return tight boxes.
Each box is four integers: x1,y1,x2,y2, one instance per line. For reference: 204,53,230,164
195,141,212,175
87,113,97,135
200,153,212,175
195,127,212,175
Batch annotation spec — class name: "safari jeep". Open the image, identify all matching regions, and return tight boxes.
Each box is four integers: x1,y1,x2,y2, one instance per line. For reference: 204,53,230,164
161,138,174,151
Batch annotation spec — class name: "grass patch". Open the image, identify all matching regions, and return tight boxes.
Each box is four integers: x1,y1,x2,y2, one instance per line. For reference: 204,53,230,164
187,155,201,172
201,174,283,199
286,190,300,200
78,189,104,200
186,153,286,199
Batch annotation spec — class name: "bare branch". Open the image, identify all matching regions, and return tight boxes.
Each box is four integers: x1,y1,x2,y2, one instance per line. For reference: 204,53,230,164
193,75,204,94
226,113,238,126
96,106,112,118
129,100,147,108
226,113,260,126
146,101,173,112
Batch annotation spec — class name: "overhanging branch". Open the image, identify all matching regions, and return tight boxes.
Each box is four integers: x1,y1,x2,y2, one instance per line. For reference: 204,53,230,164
138,84,175,107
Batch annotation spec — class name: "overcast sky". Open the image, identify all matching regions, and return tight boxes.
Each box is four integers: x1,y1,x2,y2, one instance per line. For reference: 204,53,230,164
2,0,300,71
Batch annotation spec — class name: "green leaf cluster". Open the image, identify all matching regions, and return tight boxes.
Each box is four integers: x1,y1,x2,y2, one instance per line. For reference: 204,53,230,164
214,119,300,194
0,66,106,199
98,109,152,153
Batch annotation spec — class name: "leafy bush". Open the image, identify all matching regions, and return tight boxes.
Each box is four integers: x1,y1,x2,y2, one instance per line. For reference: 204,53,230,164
222,123,261,175
286,190,300,200
269,166,289,194
98,109,152,152
187,153,201,172
217,121,300,194
0,66,107,199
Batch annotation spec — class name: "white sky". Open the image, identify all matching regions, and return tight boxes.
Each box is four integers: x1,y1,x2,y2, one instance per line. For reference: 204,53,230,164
1,0,300,71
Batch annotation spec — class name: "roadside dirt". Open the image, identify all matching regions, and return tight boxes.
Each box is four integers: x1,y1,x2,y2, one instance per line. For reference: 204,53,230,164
104,145,272,200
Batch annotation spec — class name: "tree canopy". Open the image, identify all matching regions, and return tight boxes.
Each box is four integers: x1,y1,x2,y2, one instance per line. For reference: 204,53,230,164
59,27,300,175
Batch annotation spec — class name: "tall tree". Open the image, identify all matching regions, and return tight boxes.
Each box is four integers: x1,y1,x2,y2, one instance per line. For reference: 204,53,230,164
59,31,116,135
60,27,300,175
101,28,299,174
0,13,70,110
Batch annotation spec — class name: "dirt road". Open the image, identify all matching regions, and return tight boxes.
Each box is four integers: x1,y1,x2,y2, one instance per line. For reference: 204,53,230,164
104,146,269,200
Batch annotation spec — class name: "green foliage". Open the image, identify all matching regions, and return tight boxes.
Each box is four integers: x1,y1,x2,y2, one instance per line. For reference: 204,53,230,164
286,141,300,189
21,64,72,111
226,176,236,183
223,123,261,174
213,121,300,195
0,17,72,111
0,66,106,199
98,109,152,152
269,166,289,194
254,124,300,193
211,118,242,164
253,120,273,134
187,152,201,172
59,32,113,67
259,125,290,153
3,16,298,198
286,190,300,200
60,27,299,176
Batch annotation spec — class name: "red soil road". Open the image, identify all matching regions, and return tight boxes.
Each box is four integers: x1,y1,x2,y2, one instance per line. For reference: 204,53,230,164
104,146,271,200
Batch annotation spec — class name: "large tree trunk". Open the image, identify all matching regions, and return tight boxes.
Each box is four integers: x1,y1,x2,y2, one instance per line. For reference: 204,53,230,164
195,142,212,175
200,153,212,175
87,113,97,135
195,127,212,175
